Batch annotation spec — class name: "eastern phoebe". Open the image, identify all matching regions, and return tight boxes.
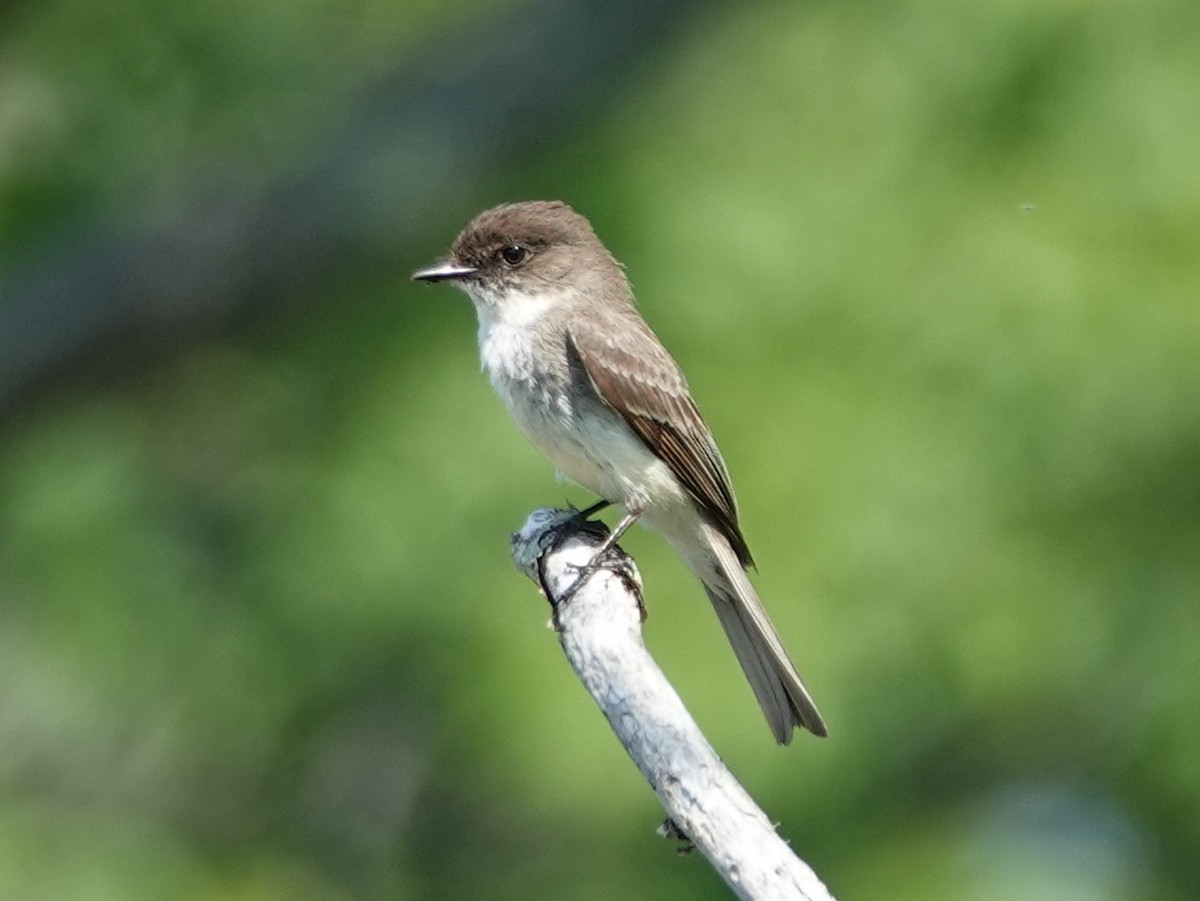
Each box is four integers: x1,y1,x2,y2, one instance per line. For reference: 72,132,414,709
413,200,826,743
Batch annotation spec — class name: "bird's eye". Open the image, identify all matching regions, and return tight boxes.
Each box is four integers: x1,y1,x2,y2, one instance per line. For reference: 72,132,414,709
499,244,529,266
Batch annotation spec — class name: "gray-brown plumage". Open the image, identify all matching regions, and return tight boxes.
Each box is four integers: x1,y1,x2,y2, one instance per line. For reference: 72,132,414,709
414,200,826,743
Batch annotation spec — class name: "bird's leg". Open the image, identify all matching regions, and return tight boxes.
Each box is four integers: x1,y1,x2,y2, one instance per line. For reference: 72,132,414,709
573,498,611,520
588,509,638,558
556,509,639,603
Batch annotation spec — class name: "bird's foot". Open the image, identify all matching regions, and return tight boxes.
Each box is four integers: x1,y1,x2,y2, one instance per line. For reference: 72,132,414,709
557,550,616,604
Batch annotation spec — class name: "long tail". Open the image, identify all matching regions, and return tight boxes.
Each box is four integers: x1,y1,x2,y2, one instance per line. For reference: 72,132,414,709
674,521,827,744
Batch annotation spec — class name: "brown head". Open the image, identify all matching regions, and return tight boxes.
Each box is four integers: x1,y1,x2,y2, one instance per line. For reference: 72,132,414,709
412,201,629,309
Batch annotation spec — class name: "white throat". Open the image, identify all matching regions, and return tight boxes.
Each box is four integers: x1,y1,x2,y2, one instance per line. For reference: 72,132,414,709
467,284,565,378
466,283,561,335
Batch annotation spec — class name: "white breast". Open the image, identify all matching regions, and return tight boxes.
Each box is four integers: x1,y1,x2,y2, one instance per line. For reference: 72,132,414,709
469,287,689,515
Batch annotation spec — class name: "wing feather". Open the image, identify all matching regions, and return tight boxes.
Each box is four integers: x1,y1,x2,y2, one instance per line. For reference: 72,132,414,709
567,321,753,567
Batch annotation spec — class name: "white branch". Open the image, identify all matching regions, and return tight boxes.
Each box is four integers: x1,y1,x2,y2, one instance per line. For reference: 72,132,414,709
510,508,835,901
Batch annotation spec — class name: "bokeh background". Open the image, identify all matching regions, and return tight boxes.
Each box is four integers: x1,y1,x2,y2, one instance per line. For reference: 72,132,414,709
2,0,1197,898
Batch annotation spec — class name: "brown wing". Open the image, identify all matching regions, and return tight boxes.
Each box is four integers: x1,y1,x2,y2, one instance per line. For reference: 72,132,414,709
567,319,754,568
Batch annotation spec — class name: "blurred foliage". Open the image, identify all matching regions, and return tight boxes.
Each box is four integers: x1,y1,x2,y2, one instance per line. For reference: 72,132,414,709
2,0,1199,898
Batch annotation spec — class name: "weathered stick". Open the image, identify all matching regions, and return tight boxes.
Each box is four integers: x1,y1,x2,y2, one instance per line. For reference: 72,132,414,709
510,508,835,901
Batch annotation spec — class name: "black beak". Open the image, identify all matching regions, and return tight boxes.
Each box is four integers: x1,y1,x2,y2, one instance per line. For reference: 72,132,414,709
411,261,477,282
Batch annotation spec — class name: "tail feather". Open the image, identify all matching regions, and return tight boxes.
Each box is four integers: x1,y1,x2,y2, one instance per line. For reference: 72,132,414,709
690,524,827,744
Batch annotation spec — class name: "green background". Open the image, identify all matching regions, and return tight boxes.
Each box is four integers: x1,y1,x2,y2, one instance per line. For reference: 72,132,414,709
2,0,1197,898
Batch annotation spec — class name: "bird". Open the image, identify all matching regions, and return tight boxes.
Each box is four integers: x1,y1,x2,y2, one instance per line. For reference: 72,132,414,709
413,200,826,743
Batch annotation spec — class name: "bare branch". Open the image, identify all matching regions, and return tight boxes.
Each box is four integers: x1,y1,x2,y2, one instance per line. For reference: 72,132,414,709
511,508,835,901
